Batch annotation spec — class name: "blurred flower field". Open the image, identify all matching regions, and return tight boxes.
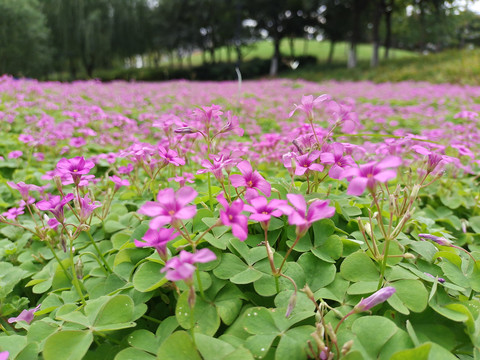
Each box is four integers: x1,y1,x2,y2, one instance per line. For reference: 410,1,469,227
1,75,480,359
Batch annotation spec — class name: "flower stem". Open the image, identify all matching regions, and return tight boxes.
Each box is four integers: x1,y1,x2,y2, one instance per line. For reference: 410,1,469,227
46,241,72,281
86,230,112,273
377,237,390,290
69,237,86,305
195,268,205,299
277,234,301,275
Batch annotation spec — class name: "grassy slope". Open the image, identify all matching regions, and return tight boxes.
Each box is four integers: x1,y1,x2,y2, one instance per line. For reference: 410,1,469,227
196,38,480,85
281,48,480,85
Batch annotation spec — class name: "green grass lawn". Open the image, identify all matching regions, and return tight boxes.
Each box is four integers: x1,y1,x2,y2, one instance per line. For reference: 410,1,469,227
185,38,416,66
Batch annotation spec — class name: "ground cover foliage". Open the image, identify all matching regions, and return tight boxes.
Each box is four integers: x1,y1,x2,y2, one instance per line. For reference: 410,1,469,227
1,75,480,359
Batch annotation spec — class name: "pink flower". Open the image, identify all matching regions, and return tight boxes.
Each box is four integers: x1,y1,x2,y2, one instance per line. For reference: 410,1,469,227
244,196,289,227
19,134,34,143
139,187,197,229
294,151,324,176
193,104,223,128
412,145,452,174
161,249,216,282
33,152,44,161
78,195,101,222
70,137,86,148
326,100,359,133
320,143,355,179
0,351,8,360
217,111,244,136
342,156,402,196
8,304,41,324
168,173,195,187
158,146,185,167
134,228,179,260
197,159,225,182
56,156,95,185
47,217,60,230
36,193,74,223
217,194,249,241
118,163,134,174
285,194,335,237
2,207,25,220
353,287,395,312
289,94,331,118
230,160,271,197
8,151,23,159
110,175,130,191
418,233,453,246
7,181,40,200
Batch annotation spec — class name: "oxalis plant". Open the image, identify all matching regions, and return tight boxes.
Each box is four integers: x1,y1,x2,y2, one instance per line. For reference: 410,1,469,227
0,76,480,359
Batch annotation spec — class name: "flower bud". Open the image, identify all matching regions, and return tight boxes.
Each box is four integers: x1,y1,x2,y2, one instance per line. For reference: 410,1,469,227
302,284,315,301
325,323,336,344
341,340,354,356
175,126,197,134
410,184,420,201
75,258,83,279
354,287,396,313
285,291,297,318
188,286,196,309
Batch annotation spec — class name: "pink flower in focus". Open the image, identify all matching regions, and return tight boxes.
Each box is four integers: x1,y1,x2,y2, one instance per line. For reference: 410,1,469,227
285,194,335,237
289,94,331,118
56,156,95,185
139,187,197,229
320,143,356,179
78,195,101,222
158,146,185,167
244,196,289,228
342,156,402,196
230,160,271,197
294,151,324,176
8,304,41,324
217,194,249,241
134,228,179,260
36,193,74,223
161,249,216,282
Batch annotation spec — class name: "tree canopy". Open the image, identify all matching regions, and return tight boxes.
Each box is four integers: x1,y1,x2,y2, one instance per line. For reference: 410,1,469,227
2,0,480,78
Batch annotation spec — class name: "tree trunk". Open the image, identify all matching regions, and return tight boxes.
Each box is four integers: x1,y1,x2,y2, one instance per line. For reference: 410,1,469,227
303,38,309,55
418,0,426,52
289,37,295,57
227,46,232,63
235,44,242,66
209,48,215,64
327,40,335,64
384,0,393,59
270,37,281,76
371,0,383,67
348,0,361,68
